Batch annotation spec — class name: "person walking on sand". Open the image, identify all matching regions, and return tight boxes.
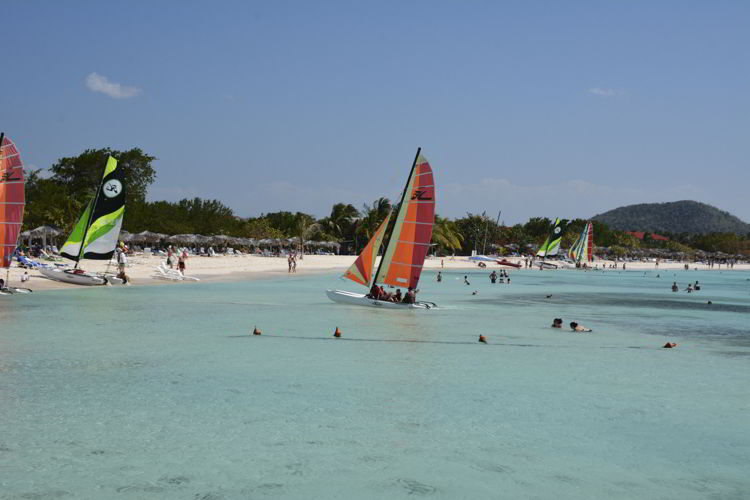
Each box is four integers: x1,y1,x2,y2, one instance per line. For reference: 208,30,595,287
292,254,297,273
177,252,186,276
287,254,292,273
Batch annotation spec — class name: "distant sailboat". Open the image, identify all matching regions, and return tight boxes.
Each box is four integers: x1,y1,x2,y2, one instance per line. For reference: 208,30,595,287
535,218,564,269
326,148,437,309
0,133,31,294
568,221,594,265
39,156,126,285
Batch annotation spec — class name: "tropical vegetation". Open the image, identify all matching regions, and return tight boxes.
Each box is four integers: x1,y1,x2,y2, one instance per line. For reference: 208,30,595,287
20,148,750,257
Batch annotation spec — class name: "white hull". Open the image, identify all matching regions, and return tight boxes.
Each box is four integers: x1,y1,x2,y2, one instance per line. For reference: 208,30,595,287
326,289,436,309
39,267,107,286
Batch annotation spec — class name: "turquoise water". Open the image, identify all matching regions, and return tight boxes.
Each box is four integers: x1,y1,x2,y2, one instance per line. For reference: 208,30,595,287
2,269,749,499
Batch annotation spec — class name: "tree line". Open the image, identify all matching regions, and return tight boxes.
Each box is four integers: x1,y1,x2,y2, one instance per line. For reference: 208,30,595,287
22,148,750,257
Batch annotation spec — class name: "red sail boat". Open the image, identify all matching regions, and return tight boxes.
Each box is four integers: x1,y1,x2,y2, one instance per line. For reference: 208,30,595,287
0,133,29,294
326,148,436,309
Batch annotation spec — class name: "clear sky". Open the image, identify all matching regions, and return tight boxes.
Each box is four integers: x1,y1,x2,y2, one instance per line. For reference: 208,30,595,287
3,1,748,224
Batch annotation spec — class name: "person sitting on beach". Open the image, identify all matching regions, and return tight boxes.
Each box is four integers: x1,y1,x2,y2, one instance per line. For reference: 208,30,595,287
393,289,402,302
464,275,470,285
570,322,592,332
21,271,29,283
551,318,563,328
489,271,497,283
671,282,679,292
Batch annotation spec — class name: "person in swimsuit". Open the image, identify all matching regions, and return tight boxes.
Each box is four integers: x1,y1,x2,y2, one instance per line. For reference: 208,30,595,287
570,322,592,332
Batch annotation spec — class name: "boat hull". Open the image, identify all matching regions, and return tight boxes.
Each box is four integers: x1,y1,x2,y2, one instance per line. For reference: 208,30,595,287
326,289,436,309
496,259,521,268
39,267,107,286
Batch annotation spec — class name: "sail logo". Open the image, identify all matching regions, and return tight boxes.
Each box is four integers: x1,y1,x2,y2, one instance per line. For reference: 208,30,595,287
1,171,20,182
411,190,432,201
103,179,122,198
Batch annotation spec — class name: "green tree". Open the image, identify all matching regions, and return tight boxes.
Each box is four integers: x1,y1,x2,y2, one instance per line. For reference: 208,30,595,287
432,215,463,254
50,147,157,204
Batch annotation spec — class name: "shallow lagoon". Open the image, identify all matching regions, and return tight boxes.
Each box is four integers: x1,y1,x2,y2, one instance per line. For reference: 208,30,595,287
2,268,749,499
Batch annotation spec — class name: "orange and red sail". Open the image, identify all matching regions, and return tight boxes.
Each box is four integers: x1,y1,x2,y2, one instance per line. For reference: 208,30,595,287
374,150,434,290
0,134,25,270
343,209,391,286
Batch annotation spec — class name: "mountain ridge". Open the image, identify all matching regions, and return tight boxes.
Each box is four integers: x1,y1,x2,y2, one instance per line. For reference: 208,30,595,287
592,201,750,235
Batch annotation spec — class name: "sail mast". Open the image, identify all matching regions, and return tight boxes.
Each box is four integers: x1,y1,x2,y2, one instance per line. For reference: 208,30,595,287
1,132,7,286
74,155,108,268
373,147,421,284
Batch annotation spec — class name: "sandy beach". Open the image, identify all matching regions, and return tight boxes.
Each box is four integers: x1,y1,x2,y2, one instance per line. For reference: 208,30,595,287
7,253,748,292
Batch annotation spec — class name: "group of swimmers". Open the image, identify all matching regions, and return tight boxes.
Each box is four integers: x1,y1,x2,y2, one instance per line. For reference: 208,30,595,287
672,280,701,293
551,318,592,332
489,270,510,284
367,284,418,304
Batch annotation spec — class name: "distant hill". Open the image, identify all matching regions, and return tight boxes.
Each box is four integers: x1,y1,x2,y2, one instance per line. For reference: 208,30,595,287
592,201,750,235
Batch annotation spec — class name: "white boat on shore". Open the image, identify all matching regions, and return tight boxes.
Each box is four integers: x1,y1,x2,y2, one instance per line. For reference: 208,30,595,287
43,155,127,287
39,267,107,286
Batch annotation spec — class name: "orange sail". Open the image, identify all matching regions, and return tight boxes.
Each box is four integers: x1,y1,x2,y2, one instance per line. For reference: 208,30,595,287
0,134,25,270
343,209,391,286
375,149,434,289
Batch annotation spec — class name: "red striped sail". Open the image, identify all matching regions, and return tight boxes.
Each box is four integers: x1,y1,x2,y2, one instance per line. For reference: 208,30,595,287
0,134,25,270
375,150,435,290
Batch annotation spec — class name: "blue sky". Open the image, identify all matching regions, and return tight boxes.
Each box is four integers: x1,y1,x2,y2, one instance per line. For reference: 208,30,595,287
3,1,748,223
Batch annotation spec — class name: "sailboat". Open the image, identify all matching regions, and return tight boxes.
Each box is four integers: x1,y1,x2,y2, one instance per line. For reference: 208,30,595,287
326,148,437,309
535,218,564,269
39,155,126,285
0,133,31,294
568,221,594,265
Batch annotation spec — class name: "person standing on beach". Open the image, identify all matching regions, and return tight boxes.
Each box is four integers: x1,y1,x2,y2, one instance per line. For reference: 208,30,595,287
292,254,297,273
287,254,292,273
177,252,186,276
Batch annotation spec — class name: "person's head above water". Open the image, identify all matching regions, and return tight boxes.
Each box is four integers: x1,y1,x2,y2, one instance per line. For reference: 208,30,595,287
570,322,578,329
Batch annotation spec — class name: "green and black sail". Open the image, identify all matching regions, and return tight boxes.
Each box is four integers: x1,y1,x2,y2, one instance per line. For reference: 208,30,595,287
536,218,564,257
60,156,125,262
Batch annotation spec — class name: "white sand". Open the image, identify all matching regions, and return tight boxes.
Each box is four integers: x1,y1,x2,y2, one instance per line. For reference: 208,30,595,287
5,253,748,292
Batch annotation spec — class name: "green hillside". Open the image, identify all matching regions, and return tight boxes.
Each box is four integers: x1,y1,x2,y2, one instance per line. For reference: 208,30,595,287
592,201,750,235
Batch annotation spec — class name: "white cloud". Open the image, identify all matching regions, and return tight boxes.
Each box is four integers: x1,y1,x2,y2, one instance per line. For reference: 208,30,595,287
588,87,622,97
85,72,141,99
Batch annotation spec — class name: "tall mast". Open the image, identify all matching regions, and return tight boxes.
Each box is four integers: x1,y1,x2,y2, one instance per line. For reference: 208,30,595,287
373,147,420,285
1,132,8,286
75,154,108,269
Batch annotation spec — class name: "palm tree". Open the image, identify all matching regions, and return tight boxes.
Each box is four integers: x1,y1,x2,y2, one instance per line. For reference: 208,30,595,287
356,197,392,243
321,203,359,241
292,213,321,257
432,215,463,255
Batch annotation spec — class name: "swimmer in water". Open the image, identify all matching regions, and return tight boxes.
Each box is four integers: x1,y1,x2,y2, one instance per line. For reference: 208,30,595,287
551,318,563,328
570,322,592,332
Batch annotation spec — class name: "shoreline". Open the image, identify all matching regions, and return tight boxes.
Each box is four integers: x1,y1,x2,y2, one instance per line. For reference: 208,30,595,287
5,254,748,292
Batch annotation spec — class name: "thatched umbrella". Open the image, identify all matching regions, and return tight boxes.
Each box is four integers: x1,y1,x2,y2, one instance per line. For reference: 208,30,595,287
29,225,62,249
132,230,166,243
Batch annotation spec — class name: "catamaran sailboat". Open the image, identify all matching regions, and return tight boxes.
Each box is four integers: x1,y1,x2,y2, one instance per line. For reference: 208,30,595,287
568,221,594,266
39,155,126,285
0,133,32,294
535,218,566,269
326,148,436,309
